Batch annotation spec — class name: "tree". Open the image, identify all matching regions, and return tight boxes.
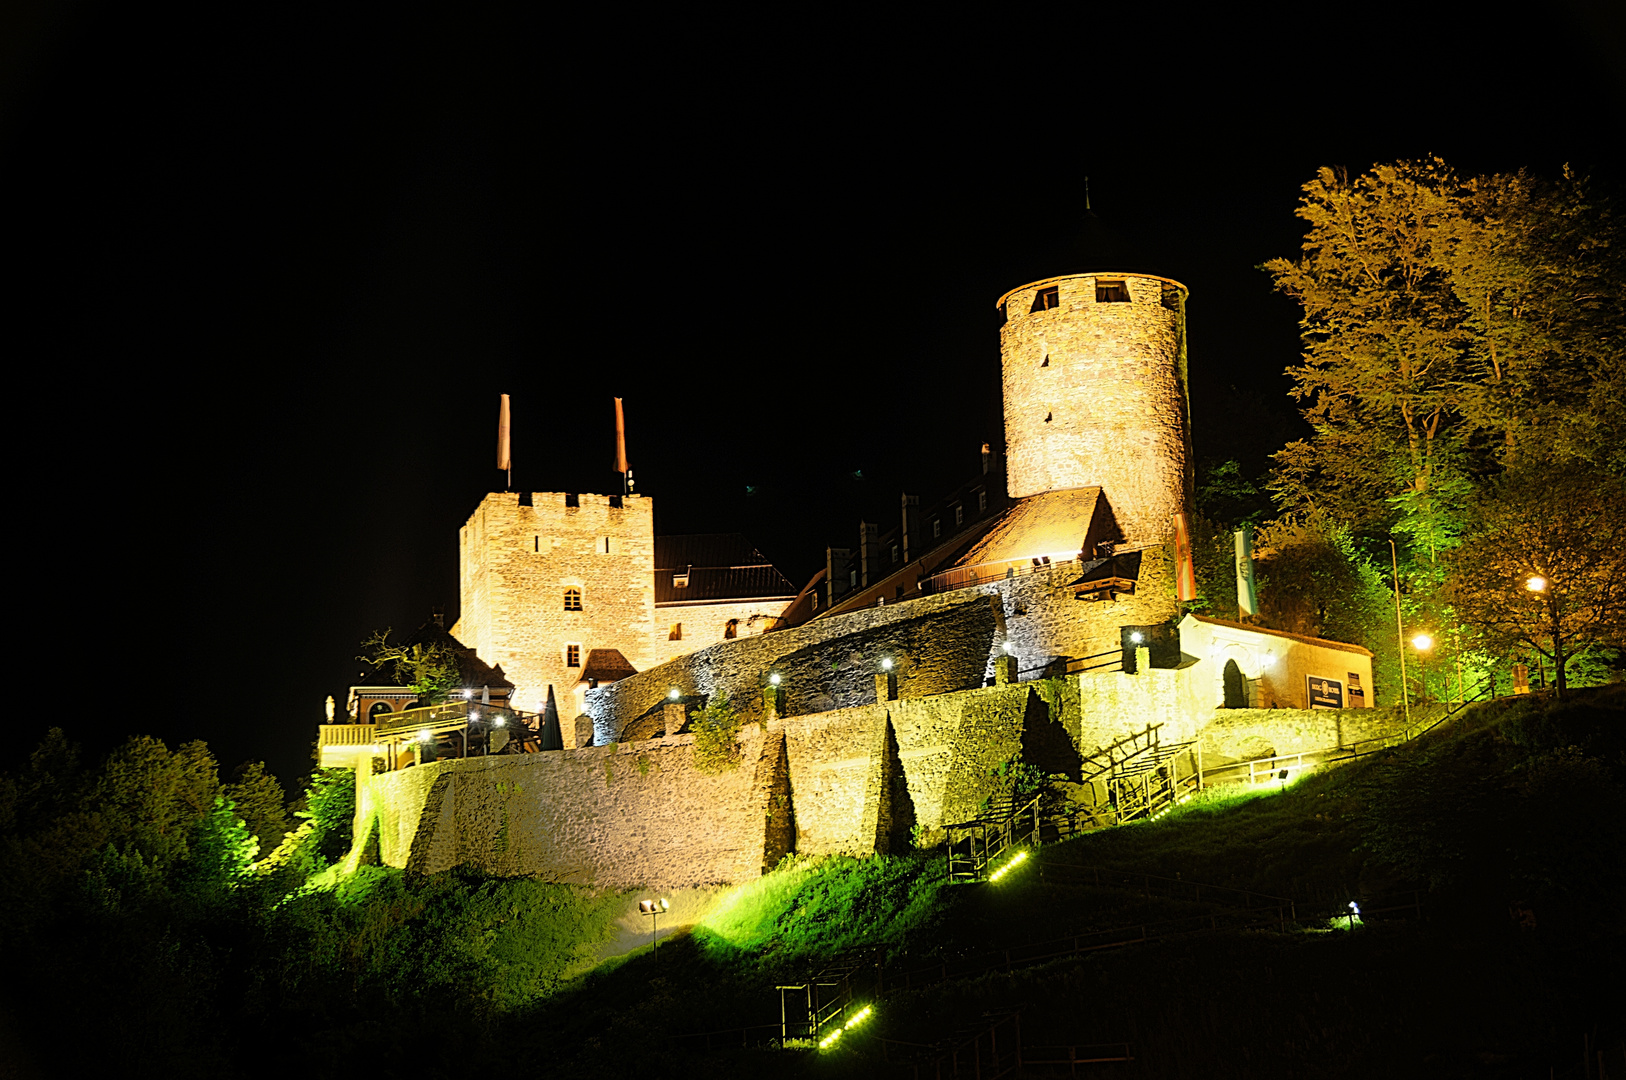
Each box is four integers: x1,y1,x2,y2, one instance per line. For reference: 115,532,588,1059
1264,160,1624,543
359,629,464,703
1445,466,1626,695
224,761,290,854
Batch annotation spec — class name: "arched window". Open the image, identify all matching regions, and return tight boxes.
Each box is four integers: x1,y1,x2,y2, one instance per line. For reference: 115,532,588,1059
724,619,739,639
367,701,393,722
563,587,582,611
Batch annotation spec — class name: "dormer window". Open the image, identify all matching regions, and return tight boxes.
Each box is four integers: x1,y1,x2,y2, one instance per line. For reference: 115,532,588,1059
1030,286,1060,313
977,490,987,512
891,544,900,563
673,565,691,588
954,505,964,526
932,519,941,539
1096,280,1131,303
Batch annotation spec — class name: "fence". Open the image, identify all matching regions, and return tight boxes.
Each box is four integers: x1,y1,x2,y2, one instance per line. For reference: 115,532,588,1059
946,793,1042,882
880,1011,1023,1079
1038,863,1295,920
372,699,538,768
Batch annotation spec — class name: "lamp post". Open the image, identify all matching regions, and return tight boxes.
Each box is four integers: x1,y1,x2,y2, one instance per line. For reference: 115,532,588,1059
638,898,669,957
1525,575,1565,696
1389,540,1410,724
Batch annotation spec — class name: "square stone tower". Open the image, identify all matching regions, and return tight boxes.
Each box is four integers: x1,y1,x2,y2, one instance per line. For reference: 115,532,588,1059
453,491,656,715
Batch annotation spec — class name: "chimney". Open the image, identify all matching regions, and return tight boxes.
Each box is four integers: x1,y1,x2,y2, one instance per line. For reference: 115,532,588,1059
825,547,853,607
859,521,879,587
981,442,991,475
900,493,920,563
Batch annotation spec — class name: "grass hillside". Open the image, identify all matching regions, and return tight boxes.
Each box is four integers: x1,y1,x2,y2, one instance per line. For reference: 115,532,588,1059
3,688,1619,1078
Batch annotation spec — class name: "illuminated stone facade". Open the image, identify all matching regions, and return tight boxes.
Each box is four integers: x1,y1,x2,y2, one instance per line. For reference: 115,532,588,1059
998,273,1192,545
452,492,656,716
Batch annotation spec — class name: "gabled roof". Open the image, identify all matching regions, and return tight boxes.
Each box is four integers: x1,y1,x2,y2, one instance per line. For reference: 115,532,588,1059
952,487,1114,569
654,533,797,605
579,648,637,684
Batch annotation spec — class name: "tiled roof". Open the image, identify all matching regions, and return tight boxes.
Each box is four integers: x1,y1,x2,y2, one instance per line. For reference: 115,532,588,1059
654,533,796,604
952,487,1108,568
580,648,637,683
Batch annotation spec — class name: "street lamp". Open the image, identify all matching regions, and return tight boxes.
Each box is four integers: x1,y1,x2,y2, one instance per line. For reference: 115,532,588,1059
1526,576,1547,593
638,898,669,957
1411,634,1434,702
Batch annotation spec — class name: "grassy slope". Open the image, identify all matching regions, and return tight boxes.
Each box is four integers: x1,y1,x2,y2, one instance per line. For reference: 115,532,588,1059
481,686,1624,1079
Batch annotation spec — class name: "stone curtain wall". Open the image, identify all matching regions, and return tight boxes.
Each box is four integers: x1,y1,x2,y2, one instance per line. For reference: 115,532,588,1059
996,545,1182,671
586,593,1004,745
455,492,657,715
350,669,1419,886
358,726,776,887
1000,274,1192,544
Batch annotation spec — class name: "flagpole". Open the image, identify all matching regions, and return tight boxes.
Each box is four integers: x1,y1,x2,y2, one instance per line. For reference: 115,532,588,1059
498,393,512,492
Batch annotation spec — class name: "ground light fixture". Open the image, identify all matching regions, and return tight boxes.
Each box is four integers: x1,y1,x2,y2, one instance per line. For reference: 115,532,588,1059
638,898,670,956
988,849,1029,882
1346,900,1361,931
819,1005,875,1050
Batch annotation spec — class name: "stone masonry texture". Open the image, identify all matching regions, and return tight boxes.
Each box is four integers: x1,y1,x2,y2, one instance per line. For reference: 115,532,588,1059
1000,273,1192,544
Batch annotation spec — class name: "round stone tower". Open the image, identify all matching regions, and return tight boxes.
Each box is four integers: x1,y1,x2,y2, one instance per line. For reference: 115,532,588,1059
997,268,1192,544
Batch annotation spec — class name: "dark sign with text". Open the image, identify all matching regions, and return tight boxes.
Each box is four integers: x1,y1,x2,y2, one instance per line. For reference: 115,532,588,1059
1306,675,1344,709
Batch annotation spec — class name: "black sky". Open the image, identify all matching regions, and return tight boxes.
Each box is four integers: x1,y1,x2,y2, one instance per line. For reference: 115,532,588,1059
6,4,1622,791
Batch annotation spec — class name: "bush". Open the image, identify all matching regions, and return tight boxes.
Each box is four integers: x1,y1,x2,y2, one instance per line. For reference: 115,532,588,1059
691,695,742,773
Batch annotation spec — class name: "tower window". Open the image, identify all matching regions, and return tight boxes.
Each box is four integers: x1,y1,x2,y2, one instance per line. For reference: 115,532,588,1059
673,567,690,588
1161,281,1181,311
563,587,582,611
1096,280,1131,303
724,619,739,639
566,644,581,667
1045,411,1053,423
1040,354,1049,367
565,493,580,508
669,623,683,641
1029,286,1060,313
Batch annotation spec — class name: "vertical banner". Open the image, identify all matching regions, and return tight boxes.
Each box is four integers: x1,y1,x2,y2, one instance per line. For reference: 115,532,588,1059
613,397,629,475
497,393,512,472
1235,525,1258,616
1172,512,1197,601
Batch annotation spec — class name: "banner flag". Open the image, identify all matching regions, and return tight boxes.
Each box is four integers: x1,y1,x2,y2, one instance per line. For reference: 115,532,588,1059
613,397,629,474
1173,512,1197,601
1235,525,1258,616
497,394,512,472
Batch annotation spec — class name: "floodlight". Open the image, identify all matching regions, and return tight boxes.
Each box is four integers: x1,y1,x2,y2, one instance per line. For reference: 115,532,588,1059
638,899,658,914
1526,576,1547,593
1130,631,1144,644
469,711,479,723
881,658,893,671
1411,634,1433,651
493,717,505,728
1348,900,1361,915
668,688,680,700
463,689,473,700
769,673,781,686
418,729,432,743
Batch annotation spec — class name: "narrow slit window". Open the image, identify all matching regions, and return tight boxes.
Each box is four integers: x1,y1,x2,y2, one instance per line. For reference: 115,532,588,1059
1029,286,1060,313
563,587,582,611
1095,280,1131,303
724,619,739,639
564,493,580,508
668,623,683,641
1040,354,1049,367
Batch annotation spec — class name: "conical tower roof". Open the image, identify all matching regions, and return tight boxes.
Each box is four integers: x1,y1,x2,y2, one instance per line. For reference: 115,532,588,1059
1026,180,1164,281
539,685,564,751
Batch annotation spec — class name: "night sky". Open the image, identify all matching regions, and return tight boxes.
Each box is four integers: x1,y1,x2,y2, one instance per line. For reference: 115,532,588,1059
7,5,1622,790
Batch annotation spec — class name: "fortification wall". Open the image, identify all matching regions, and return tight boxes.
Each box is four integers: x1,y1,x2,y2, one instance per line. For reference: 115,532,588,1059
999,273,1191,544
356,725,777,887
351,667,1418,886
651,597,794,666
586,592,1004,745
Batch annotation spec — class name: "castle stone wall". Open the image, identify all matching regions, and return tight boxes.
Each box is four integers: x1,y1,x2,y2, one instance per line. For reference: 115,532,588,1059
999,273,1192,544
651,597,795,666
585,591,1005,745
455,492,657,714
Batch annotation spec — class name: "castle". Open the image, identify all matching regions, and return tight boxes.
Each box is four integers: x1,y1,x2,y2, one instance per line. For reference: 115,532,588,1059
323,225,1385,889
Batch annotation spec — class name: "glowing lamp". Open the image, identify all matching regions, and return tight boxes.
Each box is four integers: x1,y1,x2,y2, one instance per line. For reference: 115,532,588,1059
463,689,473,700
1129,631,1144,644
769,673,781,686
1411,634,1434,651
418,729,432,743
668,688,680,700
493,717,505,728
1526,576,1547,593
881,657,893,671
